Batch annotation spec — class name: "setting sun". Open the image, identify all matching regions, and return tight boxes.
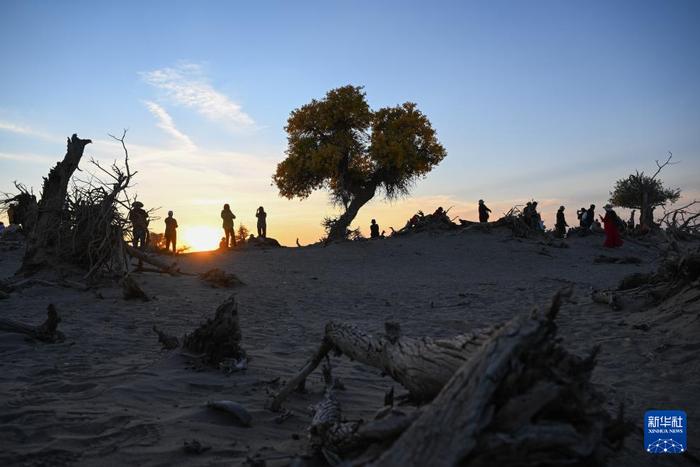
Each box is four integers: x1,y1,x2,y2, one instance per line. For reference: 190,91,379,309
180,225,221,252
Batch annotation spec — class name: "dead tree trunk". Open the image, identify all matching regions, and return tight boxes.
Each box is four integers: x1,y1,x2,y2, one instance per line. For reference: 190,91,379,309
271,320,501,411
369,291,626,466
0,304,64,343
21,135,92,275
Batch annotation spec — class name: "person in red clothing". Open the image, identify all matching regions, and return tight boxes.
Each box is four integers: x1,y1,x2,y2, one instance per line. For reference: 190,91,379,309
600,204,623,248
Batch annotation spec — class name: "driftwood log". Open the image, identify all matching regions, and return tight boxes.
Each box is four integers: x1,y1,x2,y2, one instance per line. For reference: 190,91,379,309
365,291,627,466
125,244,181,275
0,304,64,343
271,320,502,411
183,295,245,366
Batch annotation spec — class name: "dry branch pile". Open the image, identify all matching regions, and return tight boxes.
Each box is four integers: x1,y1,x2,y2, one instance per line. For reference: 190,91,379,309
283,292,628,466
1,133,139,282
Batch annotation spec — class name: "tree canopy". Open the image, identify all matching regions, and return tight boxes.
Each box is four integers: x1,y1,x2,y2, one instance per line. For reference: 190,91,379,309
609,155,680,228
273,85,446,240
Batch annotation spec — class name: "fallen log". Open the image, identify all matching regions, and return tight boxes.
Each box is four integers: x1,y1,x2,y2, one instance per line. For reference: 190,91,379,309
271,320,501,411
369,291,628,467
0,304,64,343
125,244,181,276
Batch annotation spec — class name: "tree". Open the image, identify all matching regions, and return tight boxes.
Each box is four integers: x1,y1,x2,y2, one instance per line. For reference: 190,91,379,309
609,153,680,229
236,224,250,245
274,85,447,241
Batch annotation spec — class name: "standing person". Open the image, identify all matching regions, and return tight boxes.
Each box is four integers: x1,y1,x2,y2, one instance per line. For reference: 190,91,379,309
585,204,596,230
164,210,178,254
628,210,636,231
531,201,543,230
600,204,623,248
478,199,491,223
370,219,380,238
555,206,568,238
221,203,236,248
129,201,149,250
255,206,267,238
576,207,587,228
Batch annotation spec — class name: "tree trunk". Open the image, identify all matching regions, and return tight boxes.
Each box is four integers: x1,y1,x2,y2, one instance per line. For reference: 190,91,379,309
327,186,376,241
270,320,501,411
21,134,92,275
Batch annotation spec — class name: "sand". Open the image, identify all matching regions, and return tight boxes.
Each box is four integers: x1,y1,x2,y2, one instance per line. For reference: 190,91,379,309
1,229,698,466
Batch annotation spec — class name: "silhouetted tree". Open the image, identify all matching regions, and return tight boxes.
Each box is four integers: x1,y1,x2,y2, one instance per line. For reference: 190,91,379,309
274,85,447,241
236,224,250,245
609,154,680,229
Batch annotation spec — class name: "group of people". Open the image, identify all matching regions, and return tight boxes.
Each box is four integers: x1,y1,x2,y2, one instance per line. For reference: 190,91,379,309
477,199,624,248
126,202,269,254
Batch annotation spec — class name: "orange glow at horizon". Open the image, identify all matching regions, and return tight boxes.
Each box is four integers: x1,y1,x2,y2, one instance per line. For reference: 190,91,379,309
180,225,221,252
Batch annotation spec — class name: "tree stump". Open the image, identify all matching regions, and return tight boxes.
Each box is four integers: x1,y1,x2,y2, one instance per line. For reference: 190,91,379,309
183,295,245,365
0,304,64,343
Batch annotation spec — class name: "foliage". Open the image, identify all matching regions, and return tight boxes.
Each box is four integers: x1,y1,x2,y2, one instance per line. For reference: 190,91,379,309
273,85,446,239
609,171,680,210
236,224,250,244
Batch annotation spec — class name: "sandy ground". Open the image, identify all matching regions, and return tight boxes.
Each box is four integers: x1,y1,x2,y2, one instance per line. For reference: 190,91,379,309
0,229,698,466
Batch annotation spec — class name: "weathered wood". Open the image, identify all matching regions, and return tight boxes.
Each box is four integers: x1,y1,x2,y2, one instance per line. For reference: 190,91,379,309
21,135,92,274
370,291,625,467
125,244,180,275
271,320,501,410
183,295,245,365
121,274,150,301
0,304,64,343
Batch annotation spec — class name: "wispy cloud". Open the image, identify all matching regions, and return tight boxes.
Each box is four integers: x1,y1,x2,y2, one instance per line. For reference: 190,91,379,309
0,120,55,141
140,63,254,129
143,101,196,150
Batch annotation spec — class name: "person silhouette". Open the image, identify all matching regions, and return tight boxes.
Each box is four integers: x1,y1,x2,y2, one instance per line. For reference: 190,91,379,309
478,199,491,223
164,210,178,254
370,219,380,238
221,203,236,248
129,201,149,249
256,206,267,238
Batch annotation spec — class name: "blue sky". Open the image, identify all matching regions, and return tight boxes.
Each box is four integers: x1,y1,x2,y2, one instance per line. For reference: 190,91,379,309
1,0,699,246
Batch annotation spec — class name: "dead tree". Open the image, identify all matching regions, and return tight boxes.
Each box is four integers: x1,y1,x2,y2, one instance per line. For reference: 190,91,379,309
20,135,92,275
271,321,502,411
366,291,627,466
0,304,64,343
1,132,140,282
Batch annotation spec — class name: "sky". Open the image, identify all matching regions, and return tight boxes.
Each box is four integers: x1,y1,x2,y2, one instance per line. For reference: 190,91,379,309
1,0,699,249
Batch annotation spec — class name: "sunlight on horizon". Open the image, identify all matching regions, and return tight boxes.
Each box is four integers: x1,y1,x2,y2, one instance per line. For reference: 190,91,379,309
180,225,221,252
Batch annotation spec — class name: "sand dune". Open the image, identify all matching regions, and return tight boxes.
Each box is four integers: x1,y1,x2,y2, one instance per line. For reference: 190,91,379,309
1,230,697,466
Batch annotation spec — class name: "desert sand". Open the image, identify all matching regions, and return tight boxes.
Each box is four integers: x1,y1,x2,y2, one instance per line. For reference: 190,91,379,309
1,228,698,466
